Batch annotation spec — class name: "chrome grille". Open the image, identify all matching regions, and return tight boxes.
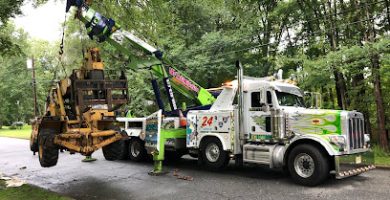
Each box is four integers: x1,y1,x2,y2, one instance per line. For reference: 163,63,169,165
348,117,365,150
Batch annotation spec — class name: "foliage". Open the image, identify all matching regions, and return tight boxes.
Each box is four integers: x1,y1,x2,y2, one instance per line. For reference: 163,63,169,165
0,0,24,25
373,145,390,166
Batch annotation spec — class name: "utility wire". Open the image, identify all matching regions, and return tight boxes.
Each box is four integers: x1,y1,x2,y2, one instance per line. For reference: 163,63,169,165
186,0,387,56
199,14,386,67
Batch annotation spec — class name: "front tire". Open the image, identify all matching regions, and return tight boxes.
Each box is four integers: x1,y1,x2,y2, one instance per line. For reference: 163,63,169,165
288,144,330,186
200,137,229,170
38,128,59,167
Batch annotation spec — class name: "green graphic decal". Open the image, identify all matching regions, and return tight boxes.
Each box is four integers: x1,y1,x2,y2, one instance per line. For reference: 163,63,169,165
289,110,342,136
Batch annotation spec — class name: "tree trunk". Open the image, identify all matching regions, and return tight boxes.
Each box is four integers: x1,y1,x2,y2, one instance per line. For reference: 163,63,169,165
325,0,348,110
351,73,372,136
371,54,389,151
364,0,389,151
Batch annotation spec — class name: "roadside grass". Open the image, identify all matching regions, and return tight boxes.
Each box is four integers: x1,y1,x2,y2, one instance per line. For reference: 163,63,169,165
0,125,31,140
373,145,390,167
0,180,72,200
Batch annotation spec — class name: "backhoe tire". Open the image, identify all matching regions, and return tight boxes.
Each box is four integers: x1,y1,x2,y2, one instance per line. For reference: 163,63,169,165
288,144,330,186
128,138,147,162
102,139,127,161
200,137,229,171
102,126,128,161
30,133,38,152
38,128,59,167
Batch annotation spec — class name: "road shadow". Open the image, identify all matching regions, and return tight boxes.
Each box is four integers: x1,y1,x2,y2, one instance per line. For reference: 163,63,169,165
54,177,133,200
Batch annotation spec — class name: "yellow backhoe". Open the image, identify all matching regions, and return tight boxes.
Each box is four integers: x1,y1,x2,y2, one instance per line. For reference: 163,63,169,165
30,47,129,167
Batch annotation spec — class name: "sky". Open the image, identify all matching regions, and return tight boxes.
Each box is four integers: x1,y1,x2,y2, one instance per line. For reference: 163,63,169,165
12,0,66,42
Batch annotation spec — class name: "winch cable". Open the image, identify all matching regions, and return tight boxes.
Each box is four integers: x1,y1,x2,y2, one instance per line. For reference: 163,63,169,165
79,20,86,61
58,12,68,78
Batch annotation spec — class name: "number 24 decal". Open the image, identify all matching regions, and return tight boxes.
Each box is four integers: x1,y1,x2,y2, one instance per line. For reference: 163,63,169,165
201,116,213,127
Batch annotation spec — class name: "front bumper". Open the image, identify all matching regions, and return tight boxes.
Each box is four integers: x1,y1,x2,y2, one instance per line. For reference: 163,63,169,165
335,150,375,179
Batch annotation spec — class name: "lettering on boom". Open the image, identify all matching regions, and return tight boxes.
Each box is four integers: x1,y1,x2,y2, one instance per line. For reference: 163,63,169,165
168,67,200,93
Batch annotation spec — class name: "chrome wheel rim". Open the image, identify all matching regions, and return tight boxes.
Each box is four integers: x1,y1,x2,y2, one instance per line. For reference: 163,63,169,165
294,153,315,178
131,141,141,157
205,143,220,162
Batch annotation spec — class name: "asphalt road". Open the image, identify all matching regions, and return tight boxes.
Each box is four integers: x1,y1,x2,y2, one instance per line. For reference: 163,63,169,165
0,137,389,200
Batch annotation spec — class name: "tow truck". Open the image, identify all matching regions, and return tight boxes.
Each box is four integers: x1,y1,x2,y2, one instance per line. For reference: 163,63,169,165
66,0,375,185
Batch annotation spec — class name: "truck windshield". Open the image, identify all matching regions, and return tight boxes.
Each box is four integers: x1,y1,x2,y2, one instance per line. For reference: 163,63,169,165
276,91,305,107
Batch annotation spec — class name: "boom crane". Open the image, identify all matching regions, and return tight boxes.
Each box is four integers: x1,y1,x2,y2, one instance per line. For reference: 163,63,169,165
66,0,216,115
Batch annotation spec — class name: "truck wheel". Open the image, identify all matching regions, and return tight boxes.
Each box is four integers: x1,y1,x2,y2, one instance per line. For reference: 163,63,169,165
38,128,59,167
30,132,38,152
128,138,147,162
102,139,126,161
200,137,229,170
288,144,330,186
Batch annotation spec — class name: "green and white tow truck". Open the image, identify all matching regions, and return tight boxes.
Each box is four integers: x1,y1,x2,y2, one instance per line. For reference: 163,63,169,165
122,62,375,186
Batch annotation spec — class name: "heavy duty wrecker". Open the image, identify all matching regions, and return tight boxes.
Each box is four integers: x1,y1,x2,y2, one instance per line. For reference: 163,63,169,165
32,0,376,186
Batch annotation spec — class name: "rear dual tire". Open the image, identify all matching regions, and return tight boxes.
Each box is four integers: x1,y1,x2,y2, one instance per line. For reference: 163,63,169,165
128,138,147,162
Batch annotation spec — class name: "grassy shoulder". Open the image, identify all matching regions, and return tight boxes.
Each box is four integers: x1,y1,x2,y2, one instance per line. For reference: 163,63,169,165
0,125,31,140
0,180,72,200
373,145,390,167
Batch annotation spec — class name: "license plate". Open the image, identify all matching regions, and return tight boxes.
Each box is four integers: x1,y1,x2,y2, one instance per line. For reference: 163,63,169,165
356,155,362,164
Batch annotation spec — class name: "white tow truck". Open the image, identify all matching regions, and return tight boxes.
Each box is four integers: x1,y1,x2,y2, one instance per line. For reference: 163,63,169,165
118,62,374,186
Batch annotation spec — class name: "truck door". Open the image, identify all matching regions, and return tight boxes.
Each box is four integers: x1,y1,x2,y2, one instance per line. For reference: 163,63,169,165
246,90,272,141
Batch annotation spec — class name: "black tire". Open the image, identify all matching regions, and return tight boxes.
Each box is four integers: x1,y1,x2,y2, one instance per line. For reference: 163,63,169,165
119,130,129,160
102,126,128,161
30,132,38,152
102,139,127,161
38,128,59,167
128,138,147,162
288,144,330,186
200,137,229,170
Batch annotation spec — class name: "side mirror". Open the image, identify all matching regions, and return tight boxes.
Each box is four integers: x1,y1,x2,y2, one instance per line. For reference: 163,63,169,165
304,92,322,109
260,103,269,112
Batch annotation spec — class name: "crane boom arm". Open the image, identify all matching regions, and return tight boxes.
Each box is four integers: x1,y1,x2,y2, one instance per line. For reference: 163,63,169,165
66,0,215,107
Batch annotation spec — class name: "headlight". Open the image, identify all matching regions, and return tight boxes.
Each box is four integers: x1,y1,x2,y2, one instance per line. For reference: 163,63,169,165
329,135,346,151
364,134,370,148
